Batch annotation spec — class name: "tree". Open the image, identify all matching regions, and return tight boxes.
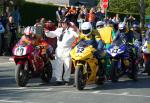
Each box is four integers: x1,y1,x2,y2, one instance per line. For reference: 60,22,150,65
138,0,145,30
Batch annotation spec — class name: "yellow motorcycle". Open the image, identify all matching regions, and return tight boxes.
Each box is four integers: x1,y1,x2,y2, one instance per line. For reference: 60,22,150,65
70,41,102,90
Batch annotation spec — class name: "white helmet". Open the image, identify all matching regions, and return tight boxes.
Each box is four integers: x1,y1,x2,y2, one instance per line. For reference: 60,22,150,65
24,26,34,35
81,22,92,36
118,22,126,30
96,21,104,28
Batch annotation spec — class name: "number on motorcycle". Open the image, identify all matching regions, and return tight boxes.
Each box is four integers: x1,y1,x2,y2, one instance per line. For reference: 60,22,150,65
16,47,24,55
112,49,118,53
77,47,84,53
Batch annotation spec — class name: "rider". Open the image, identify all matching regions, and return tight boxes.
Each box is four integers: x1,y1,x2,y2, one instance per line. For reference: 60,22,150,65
19,26,35,45
131,23,142,61
132,23,142,45
96,21,104,30
19,26,51,58
113,22,134,44
96,20,115,79
79,22,105,84
113,22,138,80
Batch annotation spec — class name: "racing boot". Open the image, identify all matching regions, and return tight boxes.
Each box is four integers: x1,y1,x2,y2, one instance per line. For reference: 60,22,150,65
96,59,106,85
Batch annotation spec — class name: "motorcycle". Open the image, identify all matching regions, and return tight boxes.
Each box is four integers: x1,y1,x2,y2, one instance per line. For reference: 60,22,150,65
13,40,53,87
70,41,103,90
142,38,150,75
107,39,138,82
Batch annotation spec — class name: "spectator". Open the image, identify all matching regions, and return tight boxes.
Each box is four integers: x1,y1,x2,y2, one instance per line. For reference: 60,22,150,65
95,7,103,21
124,15,136,29
65,6,77,22
61,7,68,17
1,12,7,30
40,17,46,27
0,17,5,56
7,16,17,55
77,10,86,30
74,6,80,26
82,6,88,17
56,7,63,22
86,8,96,28
44,20,57,54
11,6,21,31
112,14,119,23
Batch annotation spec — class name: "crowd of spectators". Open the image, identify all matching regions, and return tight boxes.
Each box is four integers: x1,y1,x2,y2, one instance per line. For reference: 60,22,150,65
0,5,21,56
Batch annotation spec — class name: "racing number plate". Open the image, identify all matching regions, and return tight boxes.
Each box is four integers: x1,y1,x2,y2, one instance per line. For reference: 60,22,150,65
77,47,84,54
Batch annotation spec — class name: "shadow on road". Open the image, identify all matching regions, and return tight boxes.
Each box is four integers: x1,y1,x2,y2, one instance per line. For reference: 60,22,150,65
90,75,150,91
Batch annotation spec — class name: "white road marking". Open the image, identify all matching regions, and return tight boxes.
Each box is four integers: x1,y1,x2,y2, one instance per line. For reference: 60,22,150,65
0,100,34,103
0,90,27,96
0,87,54,96
0,100,22,103
0,62,14,65
0,87,26,90
26,88,53,91
9,58,14,62
120,92,129,95
92,91,101,94
0,77,14,80
63,91,150,98
0,87,53,91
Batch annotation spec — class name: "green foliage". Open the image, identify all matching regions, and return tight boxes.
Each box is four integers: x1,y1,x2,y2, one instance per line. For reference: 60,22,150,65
20,2,58,26
108,0,139,14
108,0,150,16
0,5,2,15
14,0,25,6
145,0,150,15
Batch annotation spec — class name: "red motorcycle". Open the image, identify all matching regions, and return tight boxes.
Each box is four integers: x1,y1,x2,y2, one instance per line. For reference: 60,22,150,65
12,41,53,87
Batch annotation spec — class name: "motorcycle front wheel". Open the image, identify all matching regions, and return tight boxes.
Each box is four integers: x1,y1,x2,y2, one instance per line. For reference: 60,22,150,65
41,61,53,83
75,65,86,90
111,60,119,82
15,62,29,87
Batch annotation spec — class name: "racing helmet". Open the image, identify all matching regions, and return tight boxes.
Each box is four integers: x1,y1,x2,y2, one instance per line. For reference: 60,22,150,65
96,21,104,29
118,22,126,30
132,23,139,31
147,23,150,29
81,22,92,36
24,26,34,37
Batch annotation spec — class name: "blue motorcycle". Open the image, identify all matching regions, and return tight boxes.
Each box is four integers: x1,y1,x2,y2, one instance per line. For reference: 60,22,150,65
107,39,137,82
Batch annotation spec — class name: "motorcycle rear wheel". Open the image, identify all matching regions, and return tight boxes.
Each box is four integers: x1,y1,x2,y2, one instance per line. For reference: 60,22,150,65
75,65,86,90
15,63,28,87
41,61,53,83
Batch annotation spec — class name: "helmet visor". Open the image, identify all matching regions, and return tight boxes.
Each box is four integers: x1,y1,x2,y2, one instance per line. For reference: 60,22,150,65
96,25,103,28
82,29,91,35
